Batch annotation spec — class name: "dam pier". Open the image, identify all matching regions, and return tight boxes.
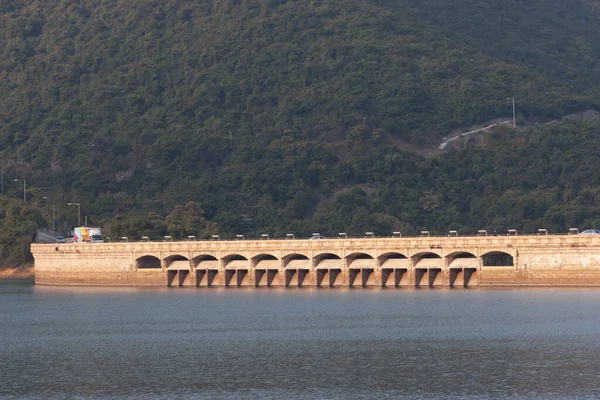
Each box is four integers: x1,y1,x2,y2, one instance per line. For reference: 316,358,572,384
31,234,600,287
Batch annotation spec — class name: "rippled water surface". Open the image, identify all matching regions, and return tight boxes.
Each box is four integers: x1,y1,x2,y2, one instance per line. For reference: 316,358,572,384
2,280,600,399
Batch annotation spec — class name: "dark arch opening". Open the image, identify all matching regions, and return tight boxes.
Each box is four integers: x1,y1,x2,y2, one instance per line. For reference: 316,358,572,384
412,252,441,263
378,252,409,272
283,253,309,262
223,254,248,262
223,254,249,270
136,255,161,269
192,255,217,268
165,255,189,268
451,252,477,258
252,254,278,262
447,251,477,263
346,253,374,263
420,253,442,258
379,252,407,262
252,254,279,269
314,253,341,263
283,254,310,269
483,252,514,266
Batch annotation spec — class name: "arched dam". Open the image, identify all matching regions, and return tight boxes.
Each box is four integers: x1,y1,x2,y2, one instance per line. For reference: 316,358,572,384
31,234,600,287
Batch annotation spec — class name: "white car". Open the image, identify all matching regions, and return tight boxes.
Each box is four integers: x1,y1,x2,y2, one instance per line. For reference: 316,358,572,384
309,235,327,240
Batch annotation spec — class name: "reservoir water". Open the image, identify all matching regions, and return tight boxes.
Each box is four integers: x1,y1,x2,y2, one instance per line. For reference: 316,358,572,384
1,280,600,399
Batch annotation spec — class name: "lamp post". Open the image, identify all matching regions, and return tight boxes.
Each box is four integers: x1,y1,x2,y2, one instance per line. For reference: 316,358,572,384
67,202,81,226
506,97,516,128
13,179,25,202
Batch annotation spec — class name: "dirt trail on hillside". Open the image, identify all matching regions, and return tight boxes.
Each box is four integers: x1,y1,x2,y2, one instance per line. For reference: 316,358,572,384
437,120,512,150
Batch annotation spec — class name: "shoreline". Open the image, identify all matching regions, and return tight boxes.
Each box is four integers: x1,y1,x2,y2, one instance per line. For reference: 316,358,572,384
0,265,34,280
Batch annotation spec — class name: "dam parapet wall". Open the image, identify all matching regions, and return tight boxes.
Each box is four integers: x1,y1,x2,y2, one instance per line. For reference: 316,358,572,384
31,234,600,287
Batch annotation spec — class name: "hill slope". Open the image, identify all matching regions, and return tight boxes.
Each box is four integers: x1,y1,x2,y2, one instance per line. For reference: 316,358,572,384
1,0,600,250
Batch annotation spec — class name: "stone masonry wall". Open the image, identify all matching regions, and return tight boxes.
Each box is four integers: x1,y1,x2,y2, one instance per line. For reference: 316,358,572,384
31,235,600,287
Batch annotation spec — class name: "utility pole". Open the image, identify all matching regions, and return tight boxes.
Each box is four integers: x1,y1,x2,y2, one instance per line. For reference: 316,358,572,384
507,97,516,128
67,202,81,226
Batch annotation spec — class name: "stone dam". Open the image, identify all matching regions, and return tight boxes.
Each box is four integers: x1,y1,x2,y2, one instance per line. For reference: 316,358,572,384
30,234,600,287
31,234,600,287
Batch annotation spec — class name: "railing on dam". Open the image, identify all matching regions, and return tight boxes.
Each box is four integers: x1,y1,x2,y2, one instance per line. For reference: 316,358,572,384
100,229,586,243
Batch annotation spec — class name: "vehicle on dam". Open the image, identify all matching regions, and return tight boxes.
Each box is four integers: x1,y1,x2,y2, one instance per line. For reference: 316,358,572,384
580,229,600,235
72,227,104,243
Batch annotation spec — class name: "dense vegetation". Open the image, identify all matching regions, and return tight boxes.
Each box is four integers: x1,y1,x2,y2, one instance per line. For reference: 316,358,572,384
1,0,600,265
0,196,43,268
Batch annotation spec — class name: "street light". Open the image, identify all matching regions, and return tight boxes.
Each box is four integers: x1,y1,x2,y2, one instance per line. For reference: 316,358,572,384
13,179,25,202
67,202,81,226
506,97,516,128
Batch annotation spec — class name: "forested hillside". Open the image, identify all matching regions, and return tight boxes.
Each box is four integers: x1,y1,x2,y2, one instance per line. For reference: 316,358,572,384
1,0,600,265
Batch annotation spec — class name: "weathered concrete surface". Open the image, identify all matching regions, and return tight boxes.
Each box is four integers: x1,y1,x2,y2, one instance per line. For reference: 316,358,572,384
31,234,600,287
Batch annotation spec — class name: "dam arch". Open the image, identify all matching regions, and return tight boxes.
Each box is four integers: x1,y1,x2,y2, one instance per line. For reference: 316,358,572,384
412,252,443,287
412,252,442,267
252,254,280,287
136,255,161,269
446,251,479,288
314,253,342,287
251,254,279,269
165,254,189,269
482,251,514,267
379,252,409,287
283,253,310,268
164,255,190,287
346,253,376,287
446,251,478,267
222,254,249,268
193,255,219,287
346,252,374,263
222,254,250,287
283,254,310,287
193,254,218,268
